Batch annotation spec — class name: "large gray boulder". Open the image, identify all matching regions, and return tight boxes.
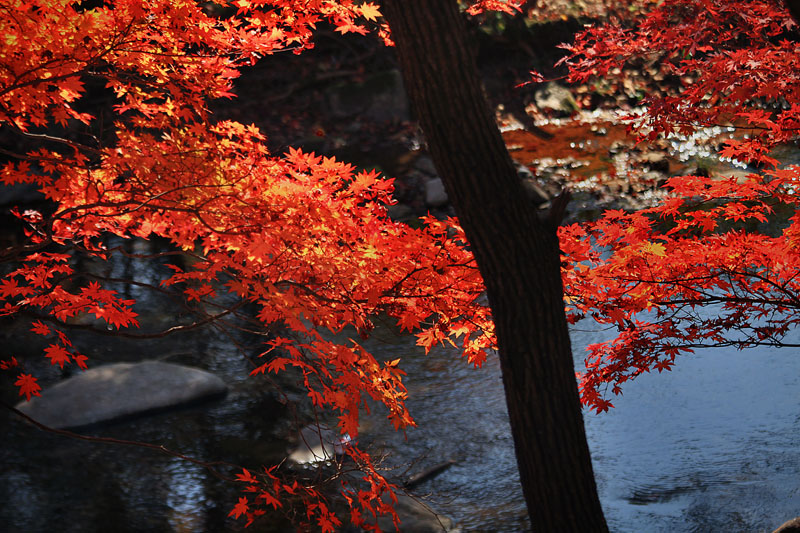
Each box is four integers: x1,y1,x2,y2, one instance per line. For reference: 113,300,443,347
15,361,227,430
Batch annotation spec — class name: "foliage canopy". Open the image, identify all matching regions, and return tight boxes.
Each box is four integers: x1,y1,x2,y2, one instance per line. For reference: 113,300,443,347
3,0,800,528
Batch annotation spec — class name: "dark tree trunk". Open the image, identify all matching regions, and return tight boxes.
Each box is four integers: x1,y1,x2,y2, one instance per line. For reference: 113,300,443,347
379,2,608,531
787,0,800,26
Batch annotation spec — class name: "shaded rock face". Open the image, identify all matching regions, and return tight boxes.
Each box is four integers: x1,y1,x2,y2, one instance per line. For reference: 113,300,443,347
425,177,449,207
15,361,227,430
328,69,409,122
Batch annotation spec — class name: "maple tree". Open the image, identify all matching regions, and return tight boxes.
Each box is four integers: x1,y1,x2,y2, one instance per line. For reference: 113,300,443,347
388,1,800,530
10,0,798,530
555,0,800,413
2,0,614,528
0,0,495,529
380,1,609,531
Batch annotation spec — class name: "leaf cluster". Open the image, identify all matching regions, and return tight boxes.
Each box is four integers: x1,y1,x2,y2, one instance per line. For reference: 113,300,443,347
0,0,505,528
559,0,800,412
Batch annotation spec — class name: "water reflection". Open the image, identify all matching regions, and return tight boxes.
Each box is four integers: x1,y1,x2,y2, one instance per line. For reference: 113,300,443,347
580,329,800,533
166,458,208,533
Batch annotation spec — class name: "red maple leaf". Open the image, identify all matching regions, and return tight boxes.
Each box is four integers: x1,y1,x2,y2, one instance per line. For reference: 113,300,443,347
15,373,41,401
235,468,257,484
228,496,249,519
30,321,51,336
44,344,71,369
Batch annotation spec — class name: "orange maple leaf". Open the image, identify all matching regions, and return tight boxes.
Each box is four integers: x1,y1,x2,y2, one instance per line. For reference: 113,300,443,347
360,2,381,21
258,490,282,509
236,468,258,484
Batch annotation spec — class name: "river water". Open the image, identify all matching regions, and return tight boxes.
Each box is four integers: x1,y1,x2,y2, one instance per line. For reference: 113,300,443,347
2,298,799,532
354,316,800,533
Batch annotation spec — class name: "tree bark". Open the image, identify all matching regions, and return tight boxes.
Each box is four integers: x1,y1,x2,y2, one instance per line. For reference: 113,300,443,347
786,0,800,26
379,2,608,531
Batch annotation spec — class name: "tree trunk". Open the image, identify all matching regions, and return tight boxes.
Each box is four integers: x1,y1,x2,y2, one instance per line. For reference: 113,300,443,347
379,2,609,531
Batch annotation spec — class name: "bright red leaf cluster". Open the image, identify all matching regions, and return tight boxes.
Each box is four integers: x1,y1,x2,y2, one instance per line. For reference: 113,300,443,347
0,0,501,529
559,0,800,412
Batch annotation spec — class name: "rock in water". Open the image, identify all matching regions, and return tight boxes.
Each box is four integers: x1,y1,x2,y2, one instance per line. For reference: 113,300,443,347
15,361,227,430
370,494,460,533
287,424,351,465
425,178,449,207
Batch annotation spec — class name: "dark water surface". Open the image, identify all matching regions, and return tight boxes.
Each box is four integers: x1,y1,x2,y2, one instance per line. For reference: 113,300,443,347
2,309,799,532
354,319,800,533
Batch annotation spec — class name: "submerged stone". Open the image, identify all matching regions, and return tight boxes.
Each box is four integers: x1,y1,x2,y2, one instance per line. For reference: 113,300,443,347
362,494,459,533
15,361,227,430
287,424,351,465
